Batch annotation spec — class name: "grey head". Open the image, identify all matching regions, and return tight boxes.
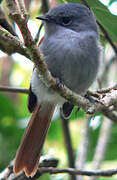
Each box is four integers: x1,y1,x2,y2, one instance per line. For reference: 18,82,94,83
37,3,98,35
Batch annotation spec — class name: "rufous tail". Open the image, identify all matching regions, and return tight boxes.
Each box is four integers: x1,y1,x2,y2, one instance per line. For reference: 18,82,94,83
14,102,55,177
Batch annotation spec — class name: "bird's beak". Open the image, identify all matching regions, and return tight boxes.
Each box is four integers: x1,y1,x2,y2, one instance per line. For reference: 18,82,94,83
36,15,48,21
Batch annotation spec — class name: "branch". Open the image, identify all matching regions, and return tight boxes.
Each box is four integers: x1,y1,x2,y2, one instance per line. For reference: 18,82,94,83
0,6,16,36
1,158,59,180
41,0,49,13
98,22,117,55
35,0,49,43
1,85,117,125
5,0,95,112
97,84,117,93
90,118,113,180
1,84,117,124
2,164,117,179
12,167,117,177
4,0,117,118
61,117,75,168
90,38,116,180
60,115,76,180
36,167,117,177
0,86,29,94
104,111,117,123
0,25,30,58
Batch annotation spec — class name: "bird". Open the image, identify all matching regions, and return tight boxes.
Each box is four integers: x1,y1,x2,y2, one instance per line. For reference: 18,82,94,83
14,3,101,177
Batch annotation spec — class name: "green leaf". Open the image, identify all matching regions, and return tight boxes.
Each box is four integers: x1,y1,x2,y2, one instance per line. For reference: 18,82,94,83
0,93,18,119
70,108,84,121
47,119,63,141
91,8,117,42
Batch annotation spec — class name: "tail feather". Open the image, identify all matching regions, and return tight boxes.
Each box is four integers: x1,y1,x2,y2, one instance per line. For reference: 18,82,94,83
14,102,55,177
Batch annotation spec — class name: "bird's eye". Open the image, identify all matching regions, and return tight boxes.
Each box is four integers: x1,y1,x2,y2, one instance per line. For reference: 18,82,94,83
61,17,72,25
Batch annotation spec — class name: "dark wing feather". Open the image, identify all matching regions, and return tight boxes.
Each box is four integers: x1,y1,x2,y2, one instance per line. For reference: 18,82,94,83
28,85,37,113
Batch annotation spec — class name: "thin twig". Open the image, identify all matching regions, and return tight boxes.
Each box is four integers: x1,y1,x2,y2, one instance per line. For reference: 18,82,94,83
98,22,117,55
61,117,75,168
2,166,117,179
90,37,116,180
34,22,44,44
21,167,117,177
60,116,76,180
41,0,49,13
104,111,117,124
97,84,117,94
0,158,59,180
0,84,117,124
0,86,29,94
81,0,90,8
18,0,27,15
35,0,49,43
0,6,16,36
0,25,29,58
